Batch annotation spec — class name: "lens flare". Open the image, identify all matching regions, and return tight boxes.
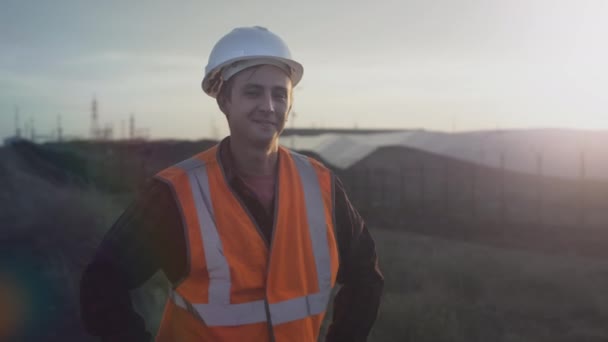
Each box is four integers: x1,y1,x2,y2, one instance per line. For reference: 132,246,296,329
0,273,28,340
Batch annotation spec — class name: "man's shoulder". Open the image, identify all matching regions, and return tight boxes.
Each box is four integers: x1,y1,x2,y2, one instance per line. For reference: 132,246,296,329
156,145,220,180
285,148,333,174
140,177,175,201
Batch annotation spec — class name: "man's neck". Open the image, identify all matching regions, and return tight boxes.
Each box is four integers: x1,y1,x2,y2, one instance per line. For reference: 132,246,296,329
228,136,279,177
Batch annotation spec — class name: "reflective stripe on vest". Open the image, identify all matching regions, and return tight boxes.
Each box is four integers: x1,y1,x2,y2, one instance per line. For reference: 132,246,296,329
169,150,333,327
170,287,333,326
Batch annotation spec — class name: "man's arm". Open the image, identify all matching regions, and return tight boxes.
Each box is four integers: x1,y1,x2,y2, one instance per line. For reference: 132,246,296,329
79,180,187,341
325,176,384,342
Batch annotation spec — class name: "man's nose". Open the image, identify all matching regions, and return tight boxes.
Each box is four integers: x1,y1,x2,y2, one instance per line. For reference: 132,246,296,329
258,91,275,113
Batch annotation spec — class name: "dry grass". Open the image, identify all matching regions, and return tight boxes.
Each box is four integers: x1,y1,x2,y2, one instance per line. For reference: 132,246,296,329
3,142,608,341
367,228,608,342
10,194,608,341
1,150,130,341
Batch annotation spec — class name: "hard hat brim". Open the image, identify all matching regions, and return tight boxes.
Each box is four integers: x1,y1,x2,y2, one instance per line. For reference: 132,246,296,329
202,56,303,98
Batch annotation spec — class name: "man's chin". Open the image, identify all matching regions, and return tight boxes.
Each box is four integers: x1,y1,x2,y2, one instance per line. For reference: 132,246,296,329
247,132,279,149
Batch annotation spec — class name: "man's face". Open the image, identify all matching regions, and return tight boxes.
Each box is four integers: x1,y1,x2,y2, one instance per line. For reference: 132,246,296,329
222,65,292,147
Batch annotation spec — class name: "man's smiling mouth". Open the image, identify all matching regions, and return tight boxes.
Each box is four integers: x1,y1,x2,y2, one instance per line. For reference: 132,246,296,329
252,119,276,126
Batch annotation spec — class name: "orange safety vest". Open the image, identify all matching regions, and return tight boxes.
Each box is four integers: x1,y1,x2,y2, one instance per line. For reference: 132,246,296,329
153,145,339,342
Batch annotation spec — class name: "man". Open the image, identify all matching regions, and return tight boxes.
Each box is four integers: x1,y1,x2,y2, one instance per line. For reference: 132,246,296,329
80,26,383,341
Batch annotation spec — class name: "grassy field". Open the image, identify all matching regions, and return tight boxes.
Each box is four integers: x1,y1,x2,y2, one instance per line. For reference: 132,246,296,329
4,202,608,342
2,142,608,341
367,228,608,342
130,227,608,342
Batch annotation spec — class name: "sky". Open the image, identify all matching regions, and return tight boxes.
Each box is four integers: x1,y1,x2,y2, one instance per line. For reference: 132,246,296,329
1,0,608,141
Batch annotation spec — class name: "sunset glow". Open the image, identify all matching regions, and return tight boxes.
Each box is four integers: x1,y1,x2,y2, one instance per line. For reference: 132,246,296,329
1,0,607,141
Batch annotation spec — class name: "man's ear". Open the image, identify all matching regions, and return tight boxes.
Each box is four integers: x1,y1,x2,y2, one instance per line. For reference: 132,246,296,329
217,97,229,117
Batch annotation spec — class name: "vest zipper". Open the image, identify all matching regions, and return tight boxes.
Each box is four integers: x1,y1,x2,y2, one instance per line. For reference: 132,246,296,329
216,148,271,247
216,147,278,341
264,164,281,342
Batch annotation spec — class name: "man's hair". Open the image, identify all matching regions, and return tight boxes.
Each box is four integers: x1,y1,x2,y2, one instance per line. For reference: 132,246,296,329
216,76,236,114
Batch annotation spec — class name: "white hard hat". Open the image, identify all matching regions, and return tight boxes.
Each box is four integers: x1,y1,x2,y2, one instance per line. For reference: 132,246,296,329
202,26,304,98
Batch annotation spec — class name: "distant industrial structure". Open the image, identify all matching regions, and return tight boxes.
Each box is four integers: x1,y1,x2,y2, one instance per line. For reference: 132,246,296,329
6,106,44,144
14,106,22,139
4,96,150,146
57,115,63,142
89,96,149,141
90,96,114,140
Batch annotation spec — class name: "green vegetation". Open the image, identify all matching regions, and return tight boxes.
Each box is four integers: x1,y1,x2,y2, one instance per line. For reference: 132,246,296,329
135,228,608,341
368,228,608,342
2,141,608,341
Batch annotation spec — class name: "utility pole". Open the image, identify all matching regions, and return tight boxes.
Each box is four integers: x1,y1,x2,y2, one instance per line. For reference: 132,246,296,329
24,118,30,140
129,113,135,140
91,96,99,140
121,119,126,140
57,114,63,142
30,117,35,142
15,106,22,138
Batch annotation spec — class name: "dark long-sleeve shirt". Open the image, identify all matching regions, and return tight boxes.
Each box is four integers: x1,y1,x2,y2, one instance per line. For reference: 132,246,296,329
80,139,383,341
